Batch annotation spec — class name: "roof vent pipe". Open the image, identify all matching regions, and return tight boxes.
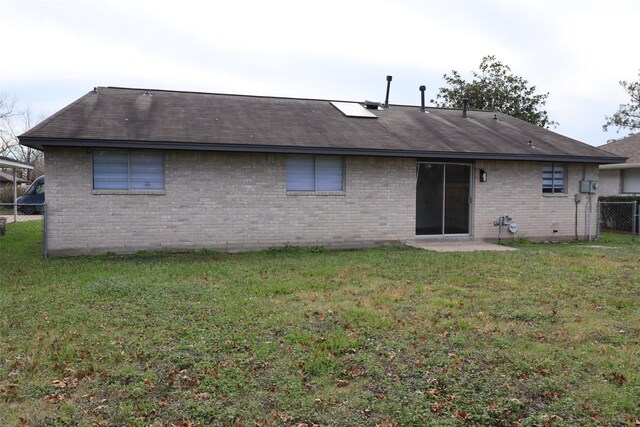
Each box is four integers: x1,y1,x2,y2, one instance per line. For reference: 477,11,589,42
462,98,469,118
384,75,393,108
419,85,426,112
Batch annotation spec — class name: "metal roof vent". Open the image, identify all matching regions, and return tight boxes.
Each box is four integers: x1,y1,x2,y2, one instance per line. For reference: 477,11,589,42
419,85,426,112
364,100,381,110
384,75,392,108
462,98,469,118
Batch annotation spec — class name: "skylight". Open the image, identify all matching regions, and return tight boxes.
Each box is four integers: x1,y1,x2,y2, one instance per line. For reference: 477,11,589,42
330,101,378,119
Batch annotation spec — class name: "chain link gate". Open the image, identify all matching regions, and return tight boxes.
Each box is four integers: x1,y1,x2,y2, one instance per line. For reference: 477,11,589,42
597,201,638,240
0,203,48,257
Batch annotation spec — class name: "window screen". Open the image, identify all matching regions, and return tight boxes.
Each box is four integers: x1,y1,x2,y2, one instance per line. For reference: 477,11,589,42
93,152,129,189
542,163,565,194
286,155,344,191
93,151,164,190
286,155,315,191
130,152,164,189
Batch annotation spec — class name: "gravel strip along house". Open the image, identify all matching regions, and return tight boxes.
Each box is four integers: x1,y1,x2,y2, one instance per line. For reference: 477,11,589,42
19,84,624,255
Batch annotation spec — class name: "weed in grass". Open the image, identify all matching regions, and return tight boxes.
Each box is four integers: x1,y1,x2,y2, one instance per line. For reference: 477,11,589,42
344,307,391,331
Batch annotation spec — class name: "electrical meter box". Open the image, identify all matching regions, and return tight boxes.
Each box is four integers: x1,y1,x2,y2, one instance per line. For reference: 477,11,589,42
579,180,599,193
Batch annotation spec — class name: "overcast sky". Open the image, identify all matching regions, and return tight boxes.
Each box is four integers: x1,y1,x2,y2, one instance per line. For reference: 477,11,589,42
2,0,639,147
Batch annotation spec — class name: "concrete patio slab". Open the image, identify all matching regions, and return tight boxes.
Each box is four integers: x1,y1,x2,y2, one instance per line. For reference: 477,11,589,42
406,240,517,252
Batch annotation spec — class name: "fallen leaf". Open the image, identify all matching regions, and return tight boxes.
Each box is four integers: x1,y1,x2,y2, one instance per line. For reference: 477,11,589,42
541,390,559,400
581,403,602,420
625,416,639,425
1,383,20,396
181,375,198,387
51,379,66,388
425,388,439,397
453,411,468,420
534,332,547,342
336,379,349,388
346,368,366,378
610,372,627,385
43,393,68,404
430,402,444,416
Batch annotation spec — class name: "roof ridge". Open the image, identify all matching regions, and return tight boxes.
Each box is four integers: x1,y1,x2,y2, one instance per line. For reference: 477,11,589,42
105,85,366,104
103,85,485,112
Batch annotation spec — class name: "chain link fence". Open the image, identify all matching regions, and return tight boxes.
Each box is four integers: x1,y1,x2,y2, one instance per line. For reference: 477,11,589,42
0,203,48,257
597,201,639,240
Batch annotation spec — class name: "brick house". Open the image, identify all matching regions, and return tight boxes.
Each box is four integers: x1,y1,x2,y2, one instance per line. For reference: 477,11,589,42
19,86,623,256
598,133,640,195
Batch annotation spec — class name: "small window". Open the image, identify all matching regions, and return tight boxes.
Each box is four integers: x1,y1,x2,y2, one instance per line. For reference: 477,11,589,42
93,151,164,190
542,163,565,194
621,169,640,193
286,155,344,191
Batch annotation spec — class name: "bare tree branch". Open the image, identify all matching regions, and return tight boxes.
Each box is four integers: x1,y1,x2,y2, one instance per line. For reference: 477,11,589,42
0,93,45,181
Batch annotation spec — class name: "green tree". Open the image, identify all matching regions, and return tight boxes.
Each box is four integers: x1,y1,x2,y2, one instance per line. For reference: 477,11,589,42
432,55,556,128
603,70,640,133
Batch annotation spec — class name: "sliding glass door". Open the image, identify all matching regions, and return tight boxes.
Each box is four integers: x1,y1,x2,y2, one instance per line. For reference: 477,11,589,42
416,163,471,236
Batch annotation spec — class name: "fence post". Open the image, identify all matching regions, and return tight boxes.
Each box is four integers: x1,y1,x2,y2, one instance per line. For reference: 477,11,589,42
596,201,601,240
12,170,18,223
43,203,48,258
634,201,638,241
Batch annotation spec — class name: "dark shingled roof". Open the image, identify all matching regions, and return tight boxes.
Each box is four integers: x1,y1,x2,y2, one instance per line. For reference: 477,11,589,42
20,86,624,164
598,133,640,163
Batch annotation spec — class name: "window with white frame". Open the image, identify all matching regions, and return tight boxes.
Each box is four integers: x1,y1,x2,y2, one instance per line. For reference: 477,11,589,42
93,151,164,190
286,155,344,191
542,163,566,194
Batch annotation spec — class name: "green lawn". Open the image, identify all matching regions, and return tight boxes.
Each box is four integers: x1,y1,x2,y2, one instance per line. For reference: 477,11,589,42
1,223,639,426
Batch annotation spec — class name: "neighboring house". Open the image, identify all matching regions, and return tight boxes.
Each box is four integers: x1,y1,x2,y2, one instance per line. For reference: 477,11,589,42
19,86,623,256
0,156,34,209
598,133,640,195
0,170,29,187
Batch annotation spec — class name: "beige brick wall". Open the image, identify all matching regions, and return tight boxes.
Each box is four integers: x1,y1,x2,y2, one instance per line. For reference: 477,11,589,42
45,148,416,255
45,149,602,255
473,160,599,241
